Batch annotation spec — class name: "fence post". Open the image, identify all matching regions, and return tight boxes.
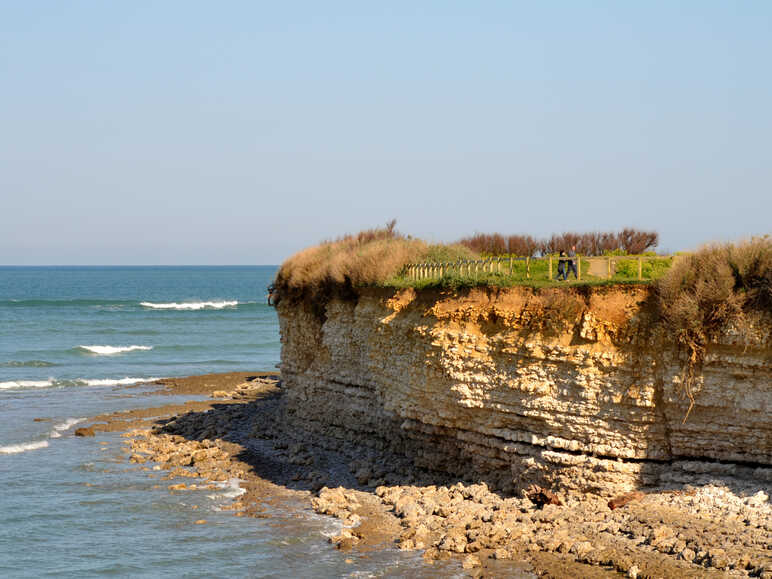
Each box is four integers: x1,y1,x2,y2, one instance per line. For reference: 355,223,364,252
509,256,513,275
638,257,643,280
577,255,581,281
548,255,553,280
526,257,530,279
607,257,611,279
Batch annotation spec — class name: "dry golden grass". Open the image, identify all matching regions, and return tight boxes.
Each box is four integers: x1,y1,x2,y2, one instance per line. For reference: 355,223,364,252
656,235,771,420
274,224,428,295
658,235,771,341
274,222,481,298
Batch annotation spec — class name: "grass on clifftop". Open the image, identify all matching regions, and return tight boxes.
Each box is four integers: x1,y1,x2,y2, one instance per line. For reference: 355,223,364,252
275,224,673,297
273,221,476,296
657,235,771,421
275,225,769,313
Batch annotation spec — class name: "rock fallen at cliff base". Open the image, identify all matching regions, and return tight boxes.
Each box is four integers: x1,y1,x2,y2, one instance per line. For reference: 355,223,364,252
525,484,562,507
608,490,645,510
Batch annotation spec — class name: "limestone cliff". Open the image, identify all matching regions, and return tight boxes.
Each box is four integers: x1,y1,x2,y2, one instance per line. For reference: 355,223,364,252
277,286,771,495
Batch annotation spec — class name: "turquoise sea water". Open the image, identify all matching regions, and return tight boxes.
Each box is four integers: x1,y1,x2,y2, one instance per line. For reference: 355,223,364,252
0,267,457,577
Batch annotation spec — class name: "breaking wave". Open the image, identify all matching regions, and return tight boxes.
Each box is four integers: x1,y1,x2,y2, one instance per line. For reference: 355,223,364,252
0,440,49,455
0,380,55,390
140,301,239,310
81,377,159,386
79,345,153,355
0,377,158,390
49,418,85,438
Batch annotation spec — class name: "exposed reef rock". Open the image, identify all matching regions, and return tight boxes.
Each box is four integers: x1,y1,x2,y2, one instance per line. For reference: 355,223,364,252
277,285,771,496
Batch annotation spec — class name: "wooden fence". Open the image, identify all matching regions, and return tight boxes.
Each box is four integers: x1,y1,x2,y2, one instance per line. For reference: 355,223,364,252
404,255,672,282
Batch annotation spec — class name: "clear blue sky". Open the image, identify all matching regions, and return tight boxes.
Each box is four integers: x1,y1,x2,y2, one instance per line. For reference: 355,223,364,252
2,1,769,264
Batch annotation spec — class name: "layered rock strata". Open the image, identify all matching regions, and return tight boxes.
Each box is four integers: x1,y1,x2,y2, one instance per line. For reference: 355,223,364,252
277,286,771,495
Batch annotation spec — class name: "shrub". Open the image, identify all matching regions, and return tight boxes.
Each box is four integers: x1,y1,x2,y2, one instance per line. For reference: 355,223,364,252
421,243,479,264
458,229,659,256
507,235,541,257
274,222,428,296
617,228,659,255
656,236,771,420
457,233,508,255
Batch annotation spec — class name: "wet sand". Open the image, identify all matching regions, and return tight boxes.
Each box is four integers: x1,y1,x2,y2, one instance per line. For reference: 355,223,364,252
76,373,772,578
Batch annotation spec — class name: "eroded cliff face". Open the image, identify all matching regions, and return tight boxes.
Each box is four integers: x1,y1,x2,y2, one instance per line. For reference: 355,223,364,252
277,286,771,495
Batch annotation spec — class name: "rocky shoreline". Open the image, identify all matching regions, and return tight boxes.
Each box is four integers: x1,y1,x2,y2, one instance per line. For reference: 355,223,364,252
82,373,771,578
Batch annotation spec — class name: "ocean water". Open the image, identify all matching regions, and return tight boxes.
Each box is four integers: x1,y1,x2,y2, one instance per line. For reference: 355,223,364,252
0,267,459,577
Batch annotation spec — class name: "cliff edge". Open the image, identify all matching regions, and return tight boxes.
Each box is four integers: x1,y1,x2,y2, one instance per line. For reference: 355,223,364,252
278,285,771,496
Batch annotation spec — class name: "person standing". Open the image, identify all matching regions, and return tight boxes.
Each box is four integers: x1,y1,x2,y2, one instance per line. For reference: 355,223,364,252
566,245,578,280
556,250,567,280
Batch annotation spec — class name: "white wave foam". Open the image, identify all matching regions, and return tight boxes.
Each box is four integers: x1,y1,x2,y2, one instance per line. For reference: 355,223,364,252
0,440,49,455
49,418,85,438
208,477,246,500
0,379,54,390
79,345,153,355
81,377,157,386
140,301,238,310
0,377,157,391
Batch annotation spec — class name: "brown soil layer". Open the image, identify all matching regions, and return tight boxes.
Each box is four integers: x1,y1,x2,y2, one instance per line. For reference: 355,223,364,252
78,373,772,578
